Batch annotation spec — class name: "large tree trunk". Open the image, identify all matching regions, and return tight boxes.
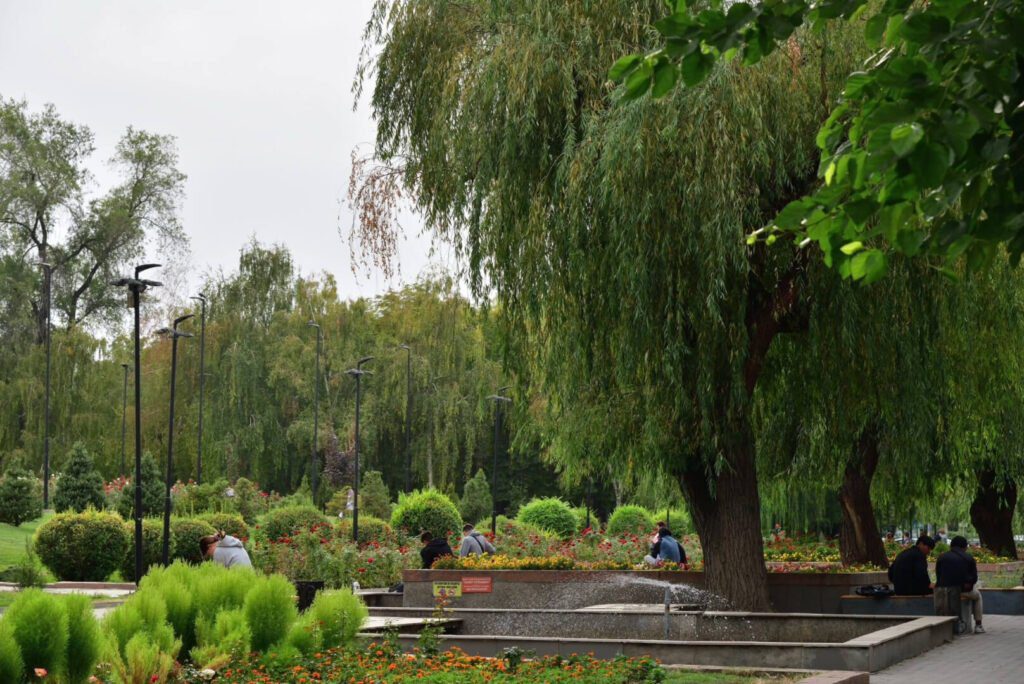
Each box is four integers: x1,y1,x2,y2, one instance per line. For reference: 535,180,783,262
838,426,888,568
970,468,1018,559
682,433,772,612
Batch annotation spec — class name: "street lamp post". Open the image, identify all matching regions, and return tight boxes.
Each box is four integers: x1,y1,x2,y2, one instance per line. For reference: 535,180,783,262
157,315,194,565
110,263,162,582
120,363,130,478
35,262,52,508
399,344,412,493
487,388,512,536
190,294,208,484
346,356,373,542
307,321,322,504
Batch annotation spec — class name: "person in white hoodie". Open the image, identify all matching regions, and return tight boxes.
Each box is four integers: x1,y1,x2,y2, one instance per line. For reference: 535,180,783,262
459,524,496,557
200,530,253,568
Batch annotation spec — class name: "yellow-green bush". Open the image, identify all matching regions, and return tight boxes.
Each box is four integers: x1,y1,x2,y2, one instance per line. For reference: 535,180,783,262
34,510,130,581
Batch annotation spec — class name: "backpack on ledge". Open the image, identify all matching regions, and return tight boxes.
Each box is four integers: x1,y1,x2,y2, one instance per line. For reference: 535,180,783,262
855,584,895,599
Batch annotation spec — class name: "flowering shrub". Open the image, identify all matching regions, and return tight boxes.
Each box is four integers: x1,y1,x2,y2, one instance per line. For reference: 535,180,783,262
189,644,667,683
434,554,576,571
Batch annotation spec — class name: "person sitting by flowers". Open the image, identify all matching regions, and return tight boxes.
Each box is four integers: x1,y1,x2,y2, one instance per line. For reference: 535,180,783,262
936,536,985,634
459,523,496,557
200,530,253,568
644,527,687,567
420,530,454,568
888,534,934,595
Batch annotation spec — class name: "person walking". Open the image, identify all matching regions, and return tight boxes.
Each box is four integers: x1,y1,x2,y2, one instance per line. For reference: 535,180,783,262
459,523,496,557
936,536,985,634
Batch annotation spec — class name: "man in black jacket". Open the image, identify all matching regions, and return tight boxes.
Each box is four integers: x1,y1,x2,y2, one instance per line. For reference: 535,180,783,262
420,531,454,569
888,534,935,595
936,536,984,633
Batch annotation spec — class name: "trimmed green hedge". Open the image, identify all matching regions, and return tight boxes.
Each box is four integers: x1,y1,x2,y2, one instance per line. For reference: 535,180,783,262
517,498,577,539
258,505,328,542
35,510,130,581
606,505,656,537
391,489,462,539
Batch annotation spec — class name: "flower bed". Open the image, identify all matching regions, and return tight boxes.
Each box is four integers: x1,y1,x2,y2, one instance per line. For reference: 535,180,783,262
184,643,667,683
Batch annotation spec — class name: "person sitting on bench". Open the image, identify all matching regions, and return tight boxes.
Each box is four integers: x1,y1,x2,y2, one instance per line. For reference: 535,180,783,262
888,534,935,595
936,536,984,634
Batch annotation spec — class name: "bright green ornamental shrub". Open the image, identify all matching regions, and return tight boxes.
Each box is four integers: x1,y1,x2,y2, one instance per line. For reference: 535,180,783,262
34,509,130,581
243,574,297,651
4,589,68,680
307,589,367,649
0,467,42,527
198,512,249,539
607,505,656,537
53,442,105,513
64,593,102,684
517,497,577,539
0,621,23,684
391,488,462,539
459,469,492,525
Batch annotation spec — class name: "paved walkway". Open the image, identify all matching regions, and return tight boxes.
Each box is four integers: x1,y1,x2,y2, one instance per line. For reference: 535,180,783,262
873,615,1024,683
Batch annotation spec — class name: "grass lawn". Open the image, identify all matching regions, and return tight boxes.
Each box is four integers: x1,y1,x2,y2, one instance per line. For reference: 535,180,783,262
0,513,51,569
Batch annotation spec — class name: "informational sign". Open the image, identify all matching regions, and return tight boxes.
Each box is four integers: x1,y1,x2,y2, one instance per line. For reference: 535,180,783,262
461,576,493,594
432,581,462,598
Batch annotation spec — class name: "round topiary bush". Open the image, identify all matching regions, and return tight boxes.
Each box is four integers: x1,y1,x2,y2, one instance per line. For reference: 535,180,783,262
171,517,217,565
120,518,163,582
570,505,598,532
516,497,578,539
198,512,249,540
336,515,396,545
390,489,462,539
606,505,656,537
258,505,327,542
34,510,130,581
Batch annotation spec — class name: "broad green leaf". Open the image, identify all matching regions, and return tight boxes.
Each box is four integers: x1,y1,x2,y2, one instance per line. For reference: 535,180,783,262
890,122,924,157
623,61,654,99
609,55,642,82
899,12,951,44
681,51,713,87
850,249,887,282
840,241,864,255
651,61,680,98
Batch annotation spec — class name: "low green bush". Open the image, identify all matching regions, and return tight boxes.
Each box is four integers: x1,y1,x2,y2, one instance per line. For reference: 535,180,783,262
197,512,249,539
286,612,319,656
191,607,251,669
0,468,42,527
170,517,217,565
258,505,328,542
516,497,577,539
606,505,656,537
5,589,68,680
571,505,598,532
243,574,297,651
119,518,163,582
307,589,367,649
335,515,395,545
53,442,105,513
34,510,130,581
64,593,102,684
391,489,462,539
0,621,22,684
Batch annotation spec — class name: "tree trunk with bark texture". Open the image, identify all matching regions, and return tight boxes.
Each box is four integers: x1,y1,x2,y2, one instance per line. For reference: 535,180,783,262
682,432,772,612
838,426,889,567
970,468,1018,559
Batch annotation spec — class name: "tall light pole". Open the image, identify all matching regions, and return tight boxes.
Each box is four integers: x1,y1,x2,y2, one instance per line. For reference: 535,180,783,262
34,261,52,508
487,387,511,536
307,321,322,504
346,356,373,542
190,294,208,484
120,363,130,478
399,344,412,493
156,314,194,566
110,263,162,583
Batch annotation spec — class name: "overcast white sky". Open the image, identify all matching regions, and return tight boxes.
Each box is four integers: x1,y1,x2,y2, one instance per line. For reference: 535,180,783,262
0,0,444,300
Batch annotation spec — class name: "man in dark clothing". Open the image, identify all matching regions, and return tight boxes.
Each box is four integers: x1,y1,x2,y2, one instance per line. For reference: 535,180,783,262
888,534,935,595
936,536,984,633
420,531,454,569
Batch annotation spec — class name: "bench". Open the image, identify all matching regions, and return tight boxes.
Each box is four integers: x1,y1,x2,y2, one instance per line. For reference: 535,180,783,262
840,588,1024,617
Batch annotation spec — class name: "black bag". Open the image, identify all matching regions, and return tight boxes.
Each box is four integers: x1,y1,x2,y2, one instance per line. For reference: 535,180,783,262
855,584,895,599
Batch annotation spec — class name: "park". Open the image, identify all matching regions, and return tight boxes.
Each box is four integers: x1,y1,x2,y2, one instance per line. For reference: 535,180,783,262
0,0,1022,682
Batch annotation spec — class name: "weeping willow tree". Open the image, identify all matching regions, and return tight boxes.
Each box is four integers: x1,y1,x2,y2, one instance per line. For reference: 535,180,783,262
754,260,947,567
353,0,864,608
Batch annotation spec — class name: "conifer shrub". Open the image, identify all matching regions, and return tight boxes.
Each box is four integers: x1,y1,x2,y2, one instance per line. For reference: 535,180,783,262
115,452,164,520
459,469,493,525
34,509,130,581
4,589,68,679
243,574,297,651
390,489,462,539
606,505,656,537
258,505,327,542
0,467,42,527
359,471,393,520
516,497,578,539
53,442,105,513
